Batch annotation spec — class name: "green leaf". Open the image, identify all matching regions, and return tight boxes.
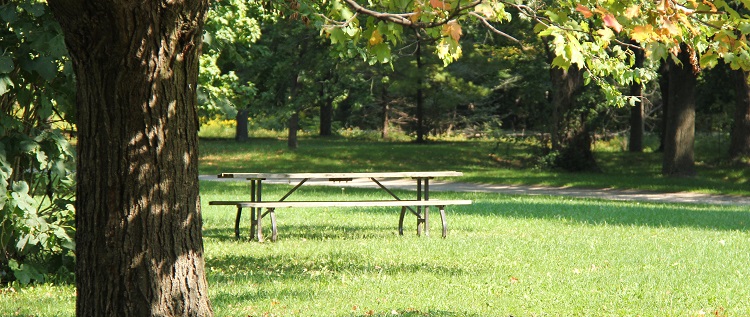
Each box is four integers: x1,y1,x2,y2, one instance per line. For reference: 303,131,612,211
328,28,346,44
370,43,391,64
0,56,13,74
0,4,18,23
0,75,13,95
12,181,29,195
29,57,59,82
20,2,45,17
700,51,719,69
11,261,45,284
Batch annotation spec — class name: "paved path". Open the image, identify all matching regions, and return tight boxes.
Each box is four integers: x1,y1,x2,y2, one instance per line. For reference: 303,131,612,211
199,175,750,206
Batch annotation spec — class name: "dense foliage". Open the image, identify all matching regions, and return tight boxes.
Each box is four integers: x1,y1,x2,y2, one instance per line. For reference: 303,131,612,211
0,1,76,284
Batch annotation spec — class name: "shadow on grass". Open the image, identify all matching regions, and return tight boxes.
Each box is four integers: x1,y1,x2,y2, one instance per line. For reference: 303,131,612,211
349,309,489,317
467,198,750,232
203,221,418,242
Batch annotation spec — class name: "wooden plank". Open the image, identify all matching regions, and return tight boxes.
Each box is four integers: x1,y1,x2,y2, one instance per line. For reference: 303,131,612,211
216,171,463,179
209,199,472,208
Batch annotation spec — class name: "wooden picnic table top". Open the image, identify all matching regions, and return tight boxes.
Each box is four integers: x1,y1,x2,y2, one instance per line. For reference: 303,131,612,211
217,171,463,179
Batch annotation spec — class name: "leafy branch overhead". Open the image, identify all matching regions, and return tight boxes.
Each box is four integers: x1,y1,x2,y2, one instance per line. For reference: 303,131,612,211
313,0,750,104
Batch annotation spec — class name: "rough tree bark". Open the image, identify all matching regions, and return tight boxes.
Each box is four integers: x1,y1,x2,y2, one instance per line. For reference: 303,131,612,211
730,69,750,159
662,45,697,177
47,1,214,316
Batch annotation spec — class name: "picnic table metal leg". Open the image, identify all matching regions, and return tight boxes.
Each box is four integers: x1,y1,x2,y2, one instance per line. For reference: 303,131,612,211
439,205,447,238
256,206,264,242
250,180,258,240
269,208,277,242
234,206,242,240
398,206,406,235
424,178,430,237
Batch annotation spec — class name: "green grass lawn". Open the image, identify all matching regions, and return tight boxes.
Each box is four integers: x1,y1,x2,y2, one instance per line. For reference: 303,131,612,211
3,135,748,316
4,181,749,316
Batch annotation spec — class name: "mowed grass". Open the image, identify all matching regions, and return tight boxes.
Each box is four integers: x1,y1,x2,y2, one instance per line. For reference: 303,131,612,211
7,181,748,316
198,137,750,196
3,135,749,316
202,183,750,316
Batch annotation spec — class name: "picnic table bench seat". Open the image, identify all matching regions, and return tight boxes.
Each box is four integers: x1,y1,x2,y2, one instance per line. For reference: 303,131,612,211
208,199,472,242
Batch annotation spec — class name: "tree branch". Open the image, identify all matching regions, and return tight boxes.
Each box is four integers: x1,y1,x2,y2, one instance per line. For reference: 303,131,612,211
340,0,482,29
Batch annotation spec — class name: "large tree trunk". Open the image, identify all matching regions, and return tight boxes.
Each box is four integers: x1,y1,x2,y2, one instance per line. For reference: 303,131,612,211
730,70,750,159
548,64,597,172
48,2,213,317
629,46,645,153
662,45,697,177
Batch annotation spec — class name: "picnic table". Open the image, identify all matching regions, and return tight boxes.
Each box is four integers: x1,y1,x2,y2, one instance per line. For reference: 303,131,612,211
208,171,472,241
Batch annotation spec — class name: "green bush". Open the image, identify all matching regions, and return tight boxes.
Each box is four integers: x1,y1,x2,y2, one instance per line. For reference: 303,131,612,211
0,129,76,285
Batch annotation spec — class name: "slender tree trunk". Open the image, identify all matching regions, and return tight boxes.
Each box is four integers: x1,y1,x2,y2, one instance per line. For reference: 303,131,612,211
235,108,249,142
288,72,302,149
48,1,213,316
319,97,333,137
663,45,697,177
415,39,426,143
730,69,750,159
658,61,670,152
319,75,333,136
288,111,299,149
381,83,389,139
629,46,645,152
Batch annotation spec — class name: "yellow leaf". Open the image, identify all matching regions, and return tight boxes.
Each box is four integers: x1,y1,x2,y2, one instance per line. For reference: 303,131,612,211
430,0,451,10
597,28,614,48
703,0,718,12
575,4,594,18
624,5,640,19
657,0,668,13
410,6,422,23
662,18,682,37
369,29,383,46
630,25,654,42
442,20,462,41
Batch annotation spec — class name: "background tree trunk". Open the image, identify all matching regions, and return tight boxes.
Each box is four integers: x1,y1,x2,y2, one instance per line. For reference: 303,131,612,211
235,108,249,142
415,39,426,143
48,1,213,316
730,70,750,159
288,111,300,149
547,63,597,172
662,45,697,177
381,83,389,139
288,71,302,149
629,46,645,153
319,98,333,137
658,61,670,152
